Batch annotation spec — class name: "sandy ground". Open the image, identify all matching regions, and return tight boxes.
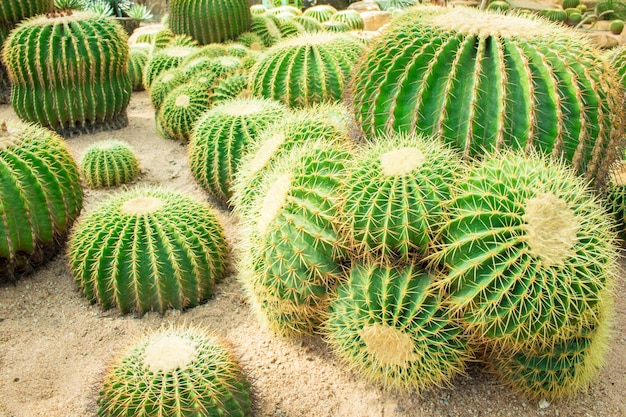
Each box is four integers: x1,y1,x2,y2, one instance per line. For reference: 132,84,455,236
0,92,625,417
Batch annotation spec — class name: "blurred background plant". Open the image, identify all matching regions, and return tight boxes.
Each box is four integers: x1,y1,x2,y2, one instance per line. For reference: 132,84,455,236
54,0,153,20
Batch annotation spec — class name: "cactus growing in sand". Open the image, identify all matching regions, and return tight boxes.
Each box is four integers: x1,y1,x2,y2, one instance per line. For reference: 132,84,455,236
68,187,228,314
142,45,197,90
0,121,82,281
188,97,288,205
325,261,470,391
350,7,625,186
249,32,364,108
80,140,139,188
2,10,131,135
156,82,213,142
435,151,618,351
98,326,252,417
169,0,252,45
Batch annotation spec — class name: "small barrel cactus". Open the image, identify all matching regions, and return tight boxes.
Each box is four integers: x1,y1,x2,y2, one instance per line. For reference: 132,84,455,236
303,4,337,22
0,121,83,281
98,326,252,417
241,140,352,336
143,45,197,90
325,261,470,391
331,10,364,31
540,8,568,22
322,20,351,32
566,11,583,25
237,31,265,50
128,46,149,91
488,0,511,11
188,97,288,205
250,32,364,108
149,68,191,110
292,15,323,32
342,133,463,261
169,0,252,45
68,187,228,315
156,81,213,142
351,7,625,186
80,140,140,188
604,161,626,240
2,10,132,135
250,14,283,47
211,72,249,104
610,19,625,34
435,151,618,351
562,0,580,8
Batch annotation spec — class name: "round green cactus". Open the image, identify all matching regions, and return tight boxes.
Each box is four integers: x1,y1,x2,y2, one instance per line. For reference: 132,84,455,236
149,68,191,110
562,0,580,8
325,261,470,391
292,15,323,32
211,72,249,104
540,8,568,22
435,151,618,351
303,4,337,22
603,162,626,240
169,0,252,45
322,20,351,32
276,18,305,38
491,303,612,399
2,10,132,135
240,140,352,336
188,97,288,204
0,121,83,281
342,133,463,262
156,82,213,142
351,7,625,186
488,0,511,11
68,187,228,315
330,10,364,31
98,326,252,417
250,4,267,15
236,31,265,50
225,43,251,58
566,11,583,25
80,140,140,188
0,0,53,23
250,32,364,108
610,19,625,34
250,14,283,47
232,105,351,215
128,47,149,91
143,45,197,90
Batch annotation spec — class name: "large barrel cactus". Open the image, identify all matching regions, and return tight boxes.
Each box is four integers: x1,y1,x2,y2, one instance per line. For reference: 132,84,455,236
350,7,625,185
2,10,132,135
435,151,618,351
169,0,252,45
99,326,252,417
249,32,364,108
68,187,228,315
0,121,83,282
325,261,470,391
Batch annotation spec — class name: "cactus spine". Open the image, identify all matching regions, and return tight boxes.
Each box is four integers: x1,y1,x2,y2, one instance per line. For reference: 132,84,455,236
2,10,132,135
169,0,252,45
68,187,228,315
0,121,83,281
80,140,140,188
350,7,625,186
98,326,252,417
156,81,213,142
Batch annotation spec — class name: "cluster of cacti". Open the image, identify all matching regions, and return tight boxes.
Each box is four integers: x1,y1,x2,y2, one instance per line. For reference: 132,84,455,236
142,45,197,90
325,261,470,391
2,10,132,135
239,140,352,336
99,326,252,417
80,140,140,188
232,105,351,215
169,0,252,45
188,97,288,204
68,187,228,314
250,32,364,108
350,6,625,186
0,121,83,282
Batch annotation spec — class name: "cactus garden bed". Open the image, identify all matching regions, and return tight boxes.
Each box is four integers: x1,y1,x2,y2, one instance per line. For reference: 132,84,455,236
0,90,625,417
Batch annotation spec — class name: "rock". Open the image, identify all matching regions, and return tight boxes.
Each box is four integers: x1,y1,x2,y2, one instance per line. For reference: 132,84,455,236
584,30,620,48
361,11,391,31
348,0,381,12
592,20,612,31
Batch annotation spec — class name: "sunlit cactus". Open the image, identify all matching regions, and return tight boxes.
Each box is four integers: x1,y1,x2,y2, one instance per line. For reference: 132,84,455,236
143,45,197,90
156,81,213,142
80,140,140,188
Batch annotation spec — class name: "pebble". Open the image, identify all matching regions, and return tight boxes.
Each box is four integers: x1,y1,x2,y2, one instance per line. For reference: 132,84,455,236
539,399,550,409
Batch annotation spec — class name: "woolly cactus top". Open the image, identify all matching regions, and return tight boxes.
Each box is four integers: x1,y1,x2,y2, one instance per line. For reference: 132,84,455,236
379,147,426,177
143,333,199,373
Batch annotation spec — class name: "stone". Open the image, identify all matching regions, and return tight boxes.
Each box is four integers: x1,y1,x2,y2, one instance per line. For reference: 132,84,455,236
584,31,620,48
361,11,391,31
348,0,381,12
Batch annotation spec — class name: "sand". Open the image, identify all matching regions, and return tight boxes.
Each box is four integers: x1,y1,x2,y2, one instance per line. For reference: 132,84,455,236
0,92,624,417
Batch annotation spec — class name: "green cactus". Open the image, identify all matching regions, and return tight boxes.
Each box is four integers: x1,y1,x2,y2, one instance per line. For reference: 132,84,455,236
211,72,249,104
331,10,364,31
250,4,267,15
156,82,213,142
277,18,305,38
68,187,228,315
488,0,511,11
0,121,83,282
566,11,582,25
303,4,337,22
342,133,463,262
540,8,568,21
2,10,132,135
225,43,250,58
98,326,252,417
169,0,252,45
607,44,626,89
250,14,283,47
267,5,302,16
562,0,580,8
152,28,175,50
250,32,364,108
188,97,288,204
236,31,265,50
491,303,612,399
143,45,197,90
240,140,352,336
128,46,149,91
322,20,350,32
0,0,53,24
232,105,351,215
603,161,626,240
610,19,625,34
291,15,323,32
149,67,191,110
325,261,470,391
351,7,625,186
435,151,618,351
80,140,140,188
